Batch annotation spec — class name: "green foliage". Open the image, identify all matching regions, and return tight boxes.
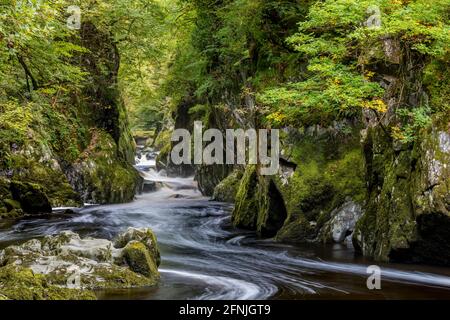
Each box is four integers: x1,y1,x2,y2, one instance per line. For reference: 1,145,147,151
259,58,385,126
258,0,449,133
393,106,432,142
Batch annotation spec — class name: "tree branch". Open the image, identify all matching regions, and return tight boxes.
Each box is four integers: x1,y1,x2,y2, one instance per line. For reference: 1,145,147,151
17,54,38,91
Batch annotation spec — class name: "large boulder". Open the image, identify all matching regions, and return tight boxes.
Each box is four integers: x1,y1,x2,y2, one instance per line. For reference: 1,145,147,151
318,201,363,244
213,170,243,203
232,165,259,230
9,180,52,214
231,166,288,237
114,227,161,267
0,228,161,299
122,241,159,278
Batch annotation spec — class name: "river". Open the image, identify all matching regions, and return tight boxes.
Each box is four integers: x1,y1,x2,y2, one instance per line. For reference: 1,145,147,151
1,153,450,300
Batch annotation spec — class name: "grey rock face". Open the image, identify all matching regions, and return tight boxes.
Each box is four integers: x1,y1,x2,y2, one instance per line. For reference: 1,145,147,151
320,201,363,244
0,228,160,290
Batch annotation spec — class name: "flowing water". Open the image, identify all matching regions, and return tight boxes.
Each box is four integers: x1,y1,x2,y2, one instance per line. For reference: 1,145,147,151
1,151,450,300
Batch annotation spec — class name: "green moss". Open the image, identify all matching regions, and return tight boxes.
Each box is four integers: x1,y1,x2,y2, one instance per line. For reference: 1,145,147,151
0,265,96,300
114,227,161,267
77,129,142,204
276,215,315,243
154,130,172,150
155,142,172,169
231,165,258,229
213,170,243,203
10,180,52,214
3,199,21,211
354,152,415,261
272,131,366,242
122,241,159,280
90,265,157,289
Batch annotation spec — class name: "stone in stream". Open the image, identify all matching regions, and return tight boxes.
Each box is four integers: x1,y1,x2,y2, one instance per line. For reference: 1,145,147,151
318,201,363,244
142,181,157,193
0,228,160,300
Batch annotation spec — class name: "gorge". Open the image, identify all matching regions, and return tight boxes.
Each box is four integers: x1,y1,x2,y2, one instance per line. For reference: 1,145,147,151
0,0,449,300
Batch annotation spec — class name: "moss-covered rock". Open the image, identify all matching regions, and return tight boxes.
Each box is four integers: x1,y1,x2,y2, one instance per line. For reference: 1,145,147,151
232,165,259,229
212,170,243,202
275,128,365,242
231,166,288,237
68,129,142,204
122,241,159,279
0,265,96,300
114,227,161,267
9,180,52,214
0,228,161,298
354,117,450,265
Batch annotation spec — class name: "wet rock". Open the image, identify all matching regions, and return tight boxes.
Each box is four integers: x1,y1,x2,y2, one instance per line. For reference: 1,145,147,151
0,228,160,295
122,241,158,278
114,227,160,267
142,181,157,193
212,170,243,203
355,120,450,265
319,201,363,243
10,181,52,214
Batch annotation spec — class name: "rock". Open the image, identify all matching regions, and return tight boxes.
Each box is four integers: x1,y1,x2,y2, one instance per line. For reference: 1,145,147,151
66,129,143,205
276,215,315,243
319,201,363,243
142,181,157,193
212,170,243,202
122,241,159,278
196,164,233,196
354,119,450,265
3,199,21,212
58,232,114,263
9,181,52,214
231,166,288,237
0,228,160,296
232,165,259,229
0,264,96,300
114,227,160,267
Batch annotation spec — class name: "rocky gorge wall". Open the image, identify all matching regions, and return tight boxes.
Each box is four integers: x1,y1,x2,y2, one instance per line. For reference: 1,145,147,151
171,36,450,267
0,22,141,218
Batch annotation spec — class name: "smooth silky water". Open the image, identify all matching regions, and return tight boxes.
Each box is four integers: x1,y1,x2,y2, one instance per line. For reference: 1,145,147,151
1,153,450,300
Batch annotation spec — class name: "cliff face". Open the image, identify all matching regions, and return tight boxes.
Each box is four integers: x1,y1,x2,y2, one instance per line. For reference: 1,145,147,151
0,22,141,217
355,119,450,265
197,37,449,266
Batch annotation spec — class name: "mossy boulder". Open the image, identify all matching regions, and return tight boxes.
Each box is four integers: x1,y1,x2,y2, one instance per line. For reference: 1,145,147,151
0,228,161,298
9,180,52,214
69,129,142,204
122,241,159,279
213,169,243,203
114,227,161,267
0,265,96,300
232,165,259,229
231,166,288,237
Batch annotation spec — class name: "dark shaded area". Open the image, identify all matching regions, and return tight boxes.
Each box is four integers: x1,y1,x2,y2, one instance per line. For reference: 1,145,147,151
390,213,450,266
261,180,288,237
9,181,52,214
